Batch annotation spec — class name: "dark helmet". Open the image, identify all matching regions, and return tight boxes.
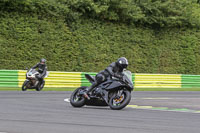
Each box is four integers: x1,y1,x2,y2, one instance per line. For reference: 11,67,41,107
40,58,46,64
116,57,128,69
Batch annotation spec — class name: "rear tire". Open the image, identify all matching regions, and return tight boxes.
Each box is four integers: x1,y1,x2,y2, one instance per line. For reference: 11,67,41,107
22,80,29,91
36,81,45,91
109,89,131,110
70,86,87,107
36,87,41,91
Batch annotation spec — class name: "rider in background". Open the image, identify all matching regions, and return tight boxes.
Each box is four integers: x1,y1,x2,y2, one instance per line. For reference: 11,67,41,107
31,58,47,85
83,57,128,99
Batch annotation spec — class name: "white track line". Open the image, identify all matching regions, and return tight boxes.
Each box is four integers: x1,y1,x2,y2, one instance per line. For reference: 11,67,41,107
64,98,70,102
64,98,200,113
140,97,172,100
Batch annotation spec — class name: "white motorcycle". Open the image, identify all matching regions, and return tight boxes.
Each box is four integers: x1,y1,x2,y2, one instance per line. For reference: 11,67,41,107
22,69,47,91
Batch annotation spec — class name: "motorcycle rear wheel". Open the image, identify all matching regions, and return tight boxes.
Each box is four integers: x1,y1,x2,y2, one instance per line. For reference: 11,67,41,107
70,86,87,107
36,81,45,91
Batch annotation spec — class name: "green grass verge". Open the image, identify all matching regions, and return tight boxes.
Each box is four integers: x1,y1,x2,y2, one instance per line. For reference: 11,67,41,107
0,87,200,91
134,88,200,91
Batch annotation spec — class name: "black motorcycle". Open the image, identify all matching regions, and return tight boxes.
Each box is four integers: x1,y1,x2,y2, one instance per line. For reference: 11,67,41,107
70,70,134,110
22,69,45,91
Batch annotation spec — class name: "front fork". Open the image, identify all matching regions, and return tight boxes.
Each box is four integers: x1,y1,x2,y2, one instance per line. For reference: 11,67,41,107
101,90,110,105
102,89,123,104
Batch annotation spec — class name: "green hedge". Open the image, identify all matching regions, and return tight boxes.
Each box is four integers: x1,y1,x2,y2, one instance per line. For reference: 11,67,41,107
0,0,200,74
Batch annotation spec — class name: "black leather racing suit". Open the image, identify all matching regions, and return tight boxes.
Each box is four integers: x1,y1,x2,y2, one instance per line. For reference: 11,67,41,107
104,62,124,79
31,63,47,83
87,62,123,92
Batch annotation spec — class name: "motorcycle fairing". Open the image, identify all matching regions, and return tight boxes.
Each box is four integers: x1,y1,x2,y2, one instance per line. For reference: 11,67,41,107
104,80,124,90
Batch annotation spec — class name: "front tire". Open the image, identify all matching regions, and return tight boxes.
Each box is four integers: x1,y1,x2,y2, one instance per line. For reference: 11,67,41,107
109,89,131,110
22,80,29,91
70,86,87,107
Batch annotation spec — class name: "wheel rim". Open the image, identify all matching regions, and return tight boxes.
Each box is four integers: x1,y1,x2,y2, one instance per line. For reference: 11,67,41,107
23,86,27,90
23,82,29,90
74,95,80,102
73,90,83,102
112,93,125,106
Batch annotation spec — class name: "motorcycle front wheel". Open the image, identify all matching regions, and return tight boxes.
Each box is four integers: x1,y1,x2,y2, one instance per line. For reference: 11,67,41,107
22,80,30,91
109,89,131,110
70,86,87,107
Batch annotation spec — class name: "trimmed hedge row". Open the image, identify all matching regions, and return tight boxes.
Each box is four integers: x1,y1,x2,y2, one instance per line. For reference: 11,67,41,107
1,15,200,74
0,0,200,74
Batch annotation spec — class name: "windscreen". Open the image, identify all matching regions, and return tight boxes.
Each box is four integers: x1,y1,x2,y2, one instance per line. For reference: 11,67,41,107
123,70,133,85
29,69,37,75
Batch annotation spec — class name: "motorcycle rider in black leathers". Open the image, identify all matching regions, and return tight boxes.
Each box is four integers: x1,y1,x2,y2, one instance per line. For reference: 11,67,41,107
31,58,47,86
83,57,129,99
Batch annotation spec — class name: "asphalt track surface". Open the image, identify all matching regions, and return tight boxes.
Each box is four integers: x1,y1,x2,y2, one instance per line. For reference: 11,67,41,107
0,91,200,133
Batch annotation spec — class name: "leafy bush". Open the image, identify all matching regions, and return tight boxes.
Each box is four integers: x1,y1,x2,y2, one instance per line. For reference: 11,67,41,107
0,0,200,74
65,0,200,28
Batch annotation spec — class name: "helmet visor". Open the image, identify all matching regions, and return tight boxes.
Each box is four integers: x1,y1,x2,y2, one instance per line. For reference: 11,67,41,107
121,64,128,68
